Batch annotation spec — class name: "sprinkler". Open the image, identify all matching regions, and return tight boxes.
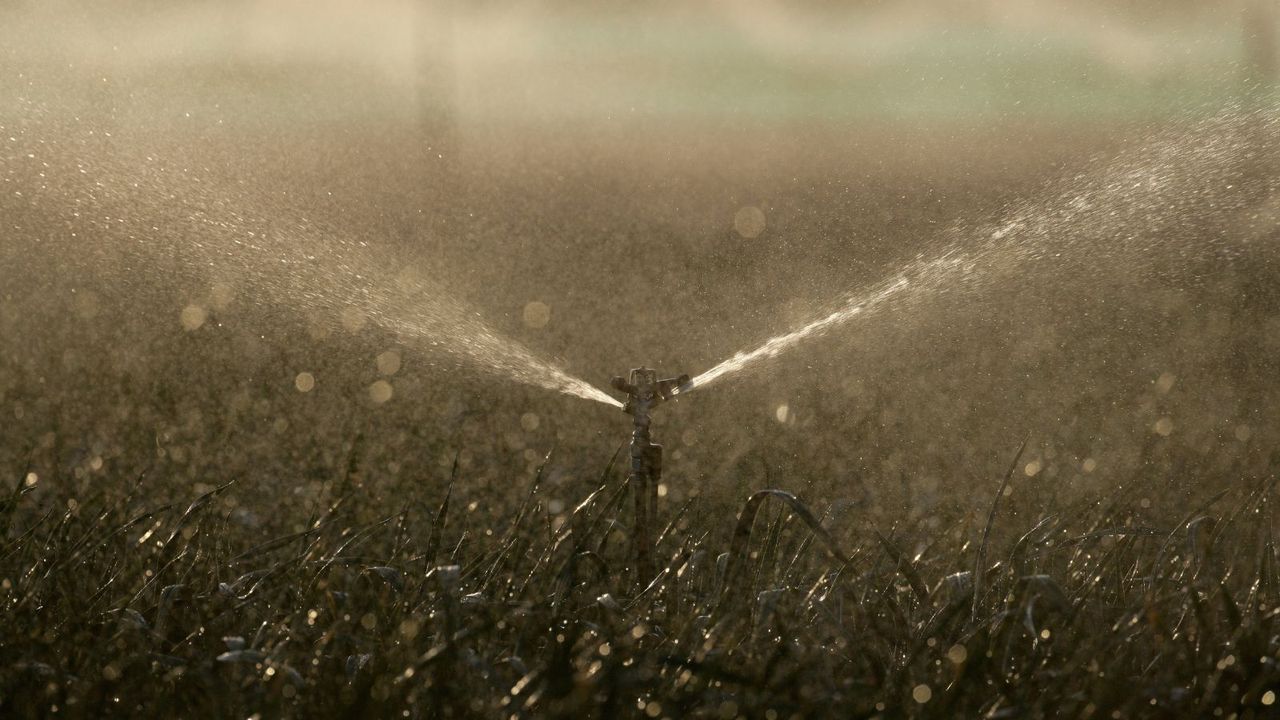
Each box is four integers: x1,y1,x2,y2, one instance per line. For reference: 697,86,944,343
610,367,689,582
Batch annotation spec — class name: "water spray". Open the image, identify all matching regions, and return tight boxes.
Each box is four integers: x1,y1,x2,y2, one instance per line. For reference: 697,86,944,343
610,367,689,581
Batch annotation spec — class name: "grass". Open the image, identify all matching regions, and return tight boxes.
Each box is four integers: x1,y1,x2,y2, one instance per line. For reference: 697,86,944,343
0,54,1275,717
3,436,1279,718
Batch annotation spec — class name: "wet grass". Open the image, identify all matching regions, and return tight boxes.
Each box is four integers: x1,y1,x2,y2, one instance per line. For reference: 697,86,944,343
3,440,1279,718
0,77,1275,719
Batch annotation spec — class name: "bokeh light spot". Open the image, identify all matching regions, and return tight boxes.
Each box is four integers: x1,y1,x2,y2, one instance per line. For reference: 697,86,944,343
180,305,207,331
295,372,316,393
1154,417,1174,436
523,301,551,329
912,684,932,704
340,306,367,333
520,412,540,432
376,350,402,376
369,380,393,404
210,282,235,310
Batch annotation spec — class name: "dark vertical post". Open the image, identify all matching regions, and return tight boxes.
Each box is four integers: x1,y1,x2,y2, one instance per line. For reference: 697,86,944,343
611,368,687,589
630,410,658,583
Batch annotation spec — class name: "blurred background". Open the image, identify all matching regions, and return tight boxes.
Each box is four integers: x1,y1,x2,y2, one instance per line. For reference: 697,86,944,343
1,0,1277,530
3,1,1275,126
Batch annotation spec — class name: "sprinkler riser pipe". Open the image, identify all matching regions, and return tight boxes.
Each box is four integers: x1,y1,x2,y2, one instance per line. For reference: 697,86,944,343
610,367,688,584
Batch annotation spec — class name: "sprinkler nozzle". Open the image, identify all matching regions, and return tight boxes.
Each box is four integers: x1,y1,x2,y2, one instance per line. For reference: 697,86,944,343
610,367,688,416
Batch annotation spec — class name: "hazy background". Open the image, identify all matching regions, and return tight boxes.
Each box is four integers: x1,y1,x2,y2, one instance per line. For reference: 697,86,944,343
4,1,1274,124
1,0,1278,529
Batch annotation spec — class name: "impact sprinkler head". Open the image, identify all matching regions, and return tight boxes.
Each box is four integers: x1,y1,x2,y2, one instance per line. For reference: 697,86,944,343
610,367,690,421
609,367,689,585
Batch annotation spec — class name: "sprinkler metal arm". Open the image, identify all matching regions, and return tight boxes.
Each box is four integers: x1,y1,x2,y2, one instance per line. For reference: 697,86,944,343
610,367,689,583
